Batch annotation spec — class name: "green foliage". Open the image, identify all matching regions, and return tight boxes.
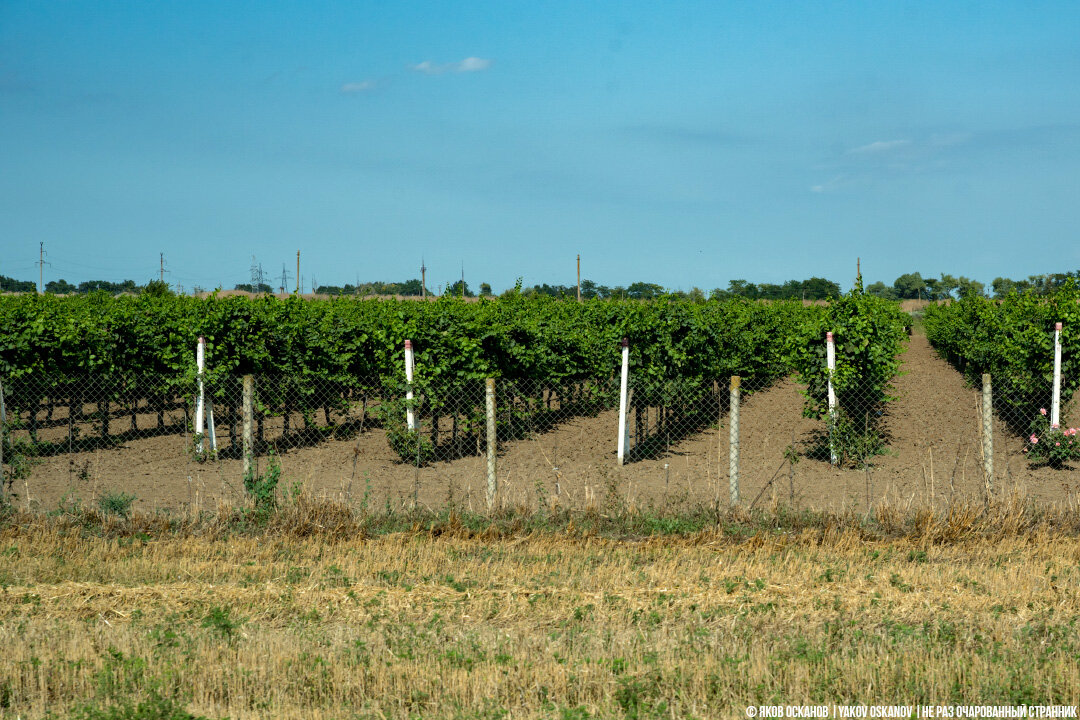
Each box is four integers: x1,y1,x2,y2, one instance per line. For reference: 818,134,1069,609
790,286,909,466
1024,411,1080,468
1,430,34,494
201,605,245,641
446,279,474,297
0,291,910,464
383,407,436,465
710,277,841,301
925,279,1080,435
67,691,216,720
866,281,899,301
98,490,137,518
140,280,174,298
244,454,281,511
0,275,36,293
45,278,79,294
991,272,1080,299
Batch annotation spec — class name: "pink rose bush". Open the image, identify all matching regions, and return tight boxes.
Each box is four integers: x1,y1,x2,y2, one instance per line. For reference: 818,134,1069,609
1025,410,1080,467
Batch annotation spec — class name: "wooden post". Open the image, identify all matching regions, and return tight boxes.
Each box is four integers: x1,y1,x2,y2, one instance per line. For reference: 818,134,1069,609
485,378,497,509
981,373,993,493
404,340,416,431
242,375,254,478
729,376,740,506
826,331,837,465
0,379,5,481
1051,322,1062,428
617,338,630,465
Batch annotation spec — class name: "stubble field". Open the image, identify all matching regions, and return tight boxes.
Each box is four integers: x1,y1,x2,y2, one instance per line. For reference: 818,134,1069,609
1,498,1079,719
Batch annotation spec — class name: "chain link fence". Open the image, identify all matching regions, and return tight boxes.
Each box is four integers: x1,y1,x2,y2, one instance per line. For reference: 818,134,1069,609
1,365,1078,514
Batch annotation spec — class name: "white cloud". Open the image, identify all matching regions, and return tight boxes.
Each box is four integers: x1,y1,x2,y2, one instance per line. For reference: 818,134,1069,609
810,175,845,193
410,57,492,75
341,80,377,93
456,57,492,72
848,139,911,154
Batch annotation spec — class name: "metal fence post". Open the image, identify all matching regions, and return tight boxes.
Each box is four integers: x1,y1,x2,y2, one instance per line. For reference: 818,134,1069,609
826,331,838,465
1051,322,1062,428
982,373,993,493
485,378,497,509
404,339,416,431
242,375,254,478
729,375,740,506
617,337,630,466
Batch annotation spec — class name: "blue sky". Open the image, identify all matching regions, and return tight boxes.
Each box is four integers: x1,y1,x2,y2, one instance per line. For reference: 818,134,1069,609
2,1,1079,293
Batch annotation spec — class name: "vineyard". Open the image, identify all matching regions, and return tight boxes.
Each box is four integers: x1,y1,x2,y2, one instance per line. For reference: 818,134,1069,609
925,283,1080,431
3,285,1080,720
0,284,1078,513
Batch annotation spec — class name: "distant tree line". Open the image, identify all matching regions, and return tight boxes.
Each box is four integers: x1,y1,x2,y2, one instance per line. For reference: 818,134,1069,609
310,279,432,297
511,278,840,301
8,270,1076,302
0,275,35,292
988,272,1080,297
0,276,150,295
865,271,1080,301
708,277,841,301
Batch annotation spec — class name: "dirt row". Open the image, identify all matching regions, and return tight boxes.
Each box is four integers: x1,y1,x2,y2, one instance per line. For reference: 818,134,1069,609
9,334,1079,514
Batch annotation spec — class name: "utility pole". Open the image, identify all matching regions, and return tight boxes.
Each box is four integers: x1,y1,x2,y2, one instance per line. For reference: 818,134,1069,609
36,242,50,294
280,264,291,296
421,258,427,300
577,254,581,302
158,253,171,286
296,251,300,294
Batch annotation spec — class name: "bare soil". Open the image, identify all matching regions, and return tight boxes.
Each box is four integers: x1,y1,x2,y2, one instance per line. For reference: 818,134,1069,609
10,333,1080,514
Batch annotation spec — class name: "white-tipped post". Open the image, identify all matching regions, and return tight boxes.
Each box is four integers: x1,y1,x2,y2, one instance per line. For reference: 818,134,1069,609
195,336,206,452
1052,322,1062,428
617,337,630,466
826,331,838,465
404,340,417,431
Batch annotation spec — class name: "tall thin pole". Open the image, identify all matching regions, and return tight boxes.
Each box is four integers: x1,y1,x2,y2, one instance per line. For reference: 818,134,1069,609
827,331,838,465
1052,322,1063,428
38,242,45,293
577,254,581,302
981,373,993,493
729,376,740,505
195,337,206,452
404,340,416,431
160,253,165,283
485,378,497,509
296,251,300,294
243,375,254,478
421,258,427,300
617,337,630,465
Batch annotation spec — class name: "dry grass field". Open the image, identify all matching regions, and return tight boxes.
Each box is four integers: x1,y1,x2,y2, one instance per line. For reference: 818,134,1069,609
1,495,1080,719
